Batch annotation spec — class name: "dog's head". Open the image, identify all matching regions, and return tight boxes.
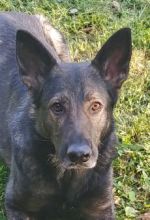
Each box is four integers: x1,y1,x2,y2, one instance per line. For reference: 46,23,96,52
16,28,131,169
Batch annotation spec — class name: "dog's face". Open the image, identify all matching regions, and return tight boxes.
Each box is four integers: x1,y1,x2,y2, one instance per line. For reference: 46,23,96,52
34,63,113,169
16,28,131,169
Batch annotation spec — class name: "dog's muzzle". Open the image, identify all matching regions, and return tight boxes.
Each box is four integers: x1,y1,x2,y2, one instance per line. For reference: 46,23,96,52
67,144,92,164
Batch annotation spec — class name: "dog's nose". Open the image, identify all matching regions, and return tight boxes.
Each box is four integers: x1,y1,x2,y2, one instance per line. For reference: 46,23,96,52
67,144,92,163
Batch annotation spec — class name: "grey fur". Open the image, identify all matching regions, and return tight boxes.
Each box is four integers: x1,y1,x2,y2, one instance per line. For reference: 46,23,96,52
0,12,131,220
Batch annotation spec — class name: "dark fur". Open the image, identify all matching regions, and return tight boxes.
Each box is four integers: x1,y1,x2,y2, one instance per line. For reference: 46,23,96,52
0,12,132,220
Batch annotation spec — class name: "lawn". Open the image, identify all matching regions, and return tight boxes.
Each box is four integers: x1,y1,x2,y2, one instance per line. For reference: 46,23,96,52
0,0,149,219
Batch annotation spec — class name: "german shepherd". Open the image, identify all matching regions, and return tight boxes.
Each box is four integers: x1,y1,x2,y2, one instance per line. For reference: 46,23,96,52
0,12,132,220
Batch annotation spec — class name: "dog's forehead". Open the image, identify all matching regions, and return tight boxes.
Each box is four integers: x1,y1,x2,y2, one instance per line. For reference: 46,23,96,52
44,62,109,102
54,62,104,87
59,62,95,78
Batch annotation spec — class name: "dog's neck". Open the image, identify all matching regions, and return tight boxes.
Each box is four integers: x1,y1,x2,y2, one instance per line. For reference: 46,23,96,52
56,163,113,206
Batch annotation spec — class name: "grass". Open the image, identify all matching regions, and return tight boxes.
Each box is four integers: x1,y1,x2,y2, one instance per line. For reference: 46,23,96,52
0,0,150,219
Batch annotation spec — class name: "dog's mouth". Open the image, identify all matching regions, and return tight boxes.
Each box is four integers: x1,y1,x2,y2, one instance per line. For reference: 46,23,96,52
48,154,97,171
62,158,97,170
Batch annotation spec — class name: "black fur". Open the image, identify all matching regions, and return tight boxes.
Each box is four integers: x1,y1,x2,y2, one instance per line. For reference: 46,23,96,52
0,12,132,220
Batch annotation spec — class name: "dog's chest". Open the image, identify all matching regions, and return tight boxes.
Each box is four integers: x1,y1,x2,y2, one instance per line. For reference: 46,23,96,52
26,170,83,217
26,180,82,220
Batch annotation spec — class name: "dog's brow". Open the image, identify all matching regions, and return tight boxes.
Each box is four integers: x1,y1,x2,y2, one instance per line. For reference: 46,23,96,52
49,93,68,103
84,92,101,101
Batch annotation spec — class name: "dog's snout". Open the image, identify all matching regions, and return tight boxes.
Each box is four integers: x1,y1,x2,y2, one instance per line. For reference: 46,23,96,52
67,144,92,163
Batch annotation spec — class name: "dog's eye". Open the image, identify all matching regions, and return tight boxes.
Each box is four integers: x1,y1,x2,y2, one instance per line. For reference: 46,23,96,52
51,102,64,115
90,101,102,113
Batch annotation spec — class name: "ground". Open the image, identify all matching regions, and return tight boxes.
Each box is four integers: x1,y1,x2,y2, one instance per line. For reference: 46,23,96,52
0,0,149,219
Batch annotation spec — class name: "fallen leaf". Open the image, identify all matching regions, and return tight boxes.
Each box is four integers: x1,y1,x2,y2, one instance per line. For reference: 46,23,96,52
69,8,78,15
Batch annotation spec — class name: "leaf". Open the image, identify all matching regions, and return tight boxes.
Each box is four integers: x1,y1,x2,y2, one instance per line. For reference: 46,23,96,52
125,206,138,217
128,191,136,202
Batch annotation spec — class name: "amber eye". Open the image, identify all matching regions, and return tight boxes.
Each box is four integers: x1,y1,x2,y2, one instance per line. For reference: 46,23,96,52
90,101,102,113
51,102,65,115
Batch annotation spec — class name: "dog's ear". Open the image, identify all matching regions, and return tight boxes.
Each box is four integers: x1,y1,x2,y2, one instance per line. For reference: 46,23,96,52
92,28,132,90
16,30,57,91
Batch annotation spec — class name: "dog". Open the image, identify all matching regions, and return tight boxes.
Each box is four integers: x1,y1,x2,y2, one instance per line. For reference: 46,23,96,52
0,12,132,220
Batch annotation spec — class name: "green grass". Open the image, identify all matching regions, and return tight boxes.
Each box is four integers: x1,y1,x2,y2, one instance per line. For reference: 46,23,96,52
0,0,150,219
0,162,8,220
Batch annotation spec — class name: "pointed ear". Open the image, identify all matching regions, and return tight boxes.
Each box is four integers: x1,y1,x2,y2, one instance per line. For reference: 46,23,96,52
16,30,57,91
92,28,132,90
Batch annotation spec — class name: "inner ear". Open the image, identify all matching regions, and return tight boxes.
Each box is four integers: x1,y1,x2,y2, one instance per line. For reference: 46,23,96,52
16,30,57,91
104,48,129,82
92,28,132,90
